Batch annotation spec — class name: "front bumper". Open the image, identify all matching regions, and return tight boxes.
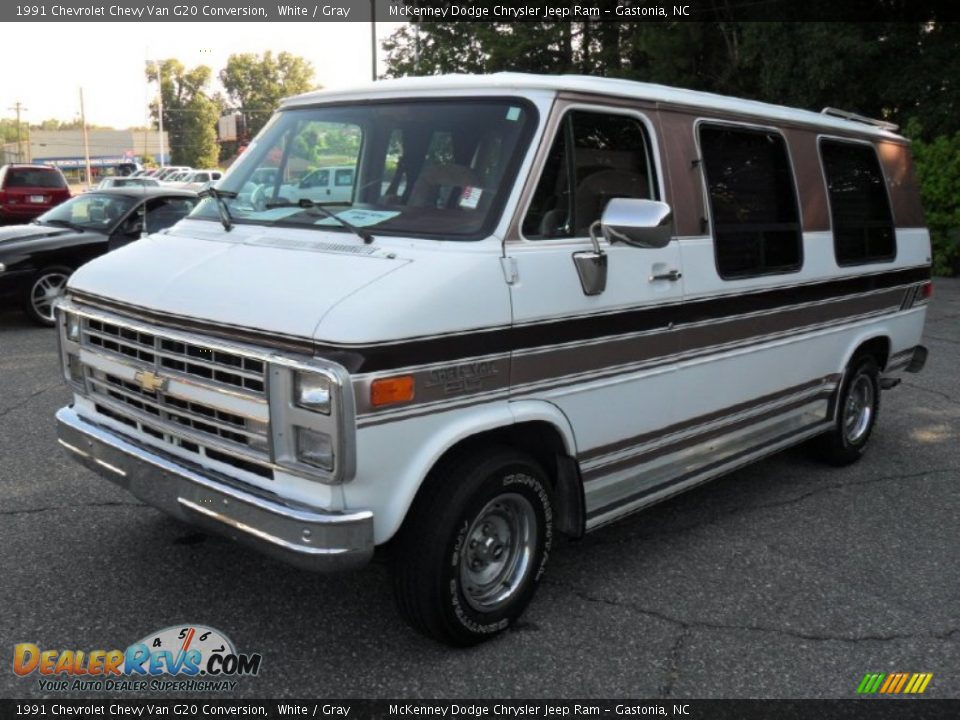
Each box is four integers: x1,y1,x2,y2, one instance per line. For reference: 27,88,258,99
56,406,374,572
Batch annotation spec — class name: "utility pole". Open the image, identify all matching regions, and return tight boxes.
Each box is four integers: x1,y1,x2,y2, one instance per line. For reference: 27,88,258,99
79,88,92,188
8,101,26,162
370,0,377,81
156,60,166,166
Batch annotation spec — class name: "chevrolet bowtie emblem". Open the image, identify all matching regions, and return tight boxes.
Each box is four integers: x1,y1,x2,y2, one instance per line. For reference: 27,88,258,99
134,370,168,393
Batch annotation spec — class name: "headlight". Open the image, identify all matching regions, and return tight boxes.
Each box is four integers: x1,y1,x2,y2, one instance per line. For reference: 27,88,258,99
295,427,334,470
65,311,81,342
0,262,6,273
294,371,331,414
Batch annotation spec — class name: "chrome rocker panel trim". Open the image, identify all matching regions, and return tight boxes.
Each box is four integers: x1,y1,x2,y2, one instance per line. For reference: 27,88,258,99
56,406,374,572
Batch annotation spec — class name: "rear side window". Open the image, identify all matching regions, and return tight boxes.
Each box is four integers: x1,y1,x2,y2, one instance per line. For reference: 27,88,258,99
819,139,895,265
4,167,66,189
699,124,802,279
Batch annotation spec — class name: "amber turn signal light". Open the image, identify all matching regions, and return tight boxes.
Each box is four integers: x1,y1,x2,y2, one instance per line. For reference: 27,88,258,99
371,375,415,407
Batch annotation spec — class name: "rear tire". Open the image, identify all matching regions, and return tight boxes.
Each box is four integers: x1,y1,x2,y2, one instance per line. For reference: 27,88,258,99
812,355,881,466
390,446,554,646
23,266,72,327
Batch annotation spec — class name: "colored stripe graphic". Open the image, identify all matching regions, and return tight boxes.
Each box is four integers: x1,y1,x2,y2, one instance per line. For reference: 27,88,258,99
893,673,909,693
880,674,897,693
857,672,932,694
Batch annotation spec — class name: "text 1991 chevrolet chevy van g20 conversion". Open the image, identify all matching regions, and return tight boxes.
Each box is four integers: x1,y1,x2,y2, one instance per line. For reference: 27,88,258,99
54,74,930,645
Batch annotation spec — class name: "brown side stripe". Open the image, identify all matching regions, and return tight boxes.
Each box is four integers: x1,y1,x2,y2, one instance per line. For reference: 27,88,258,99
75,266,929,375
326,266,928,372
582,391,834,481
579,376,840,463
587,419,829,522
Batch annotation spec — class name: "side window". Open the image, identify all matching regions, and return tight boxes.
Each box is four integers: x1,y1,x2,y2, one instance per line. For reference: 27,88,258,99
699,124,802,279
819,139,895,265
523,111,655,239
144,197,195,233
334,168,354,187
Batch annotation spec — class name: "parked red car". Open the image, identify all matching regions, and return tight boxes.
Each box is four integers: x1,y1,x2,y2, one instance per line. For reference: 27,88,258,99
0,164,71,224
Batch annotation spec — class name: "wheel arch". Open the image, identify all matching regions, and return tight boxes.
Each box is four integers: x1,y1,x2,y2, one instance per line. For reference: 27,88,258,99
842,333,891,372
384,401,584,543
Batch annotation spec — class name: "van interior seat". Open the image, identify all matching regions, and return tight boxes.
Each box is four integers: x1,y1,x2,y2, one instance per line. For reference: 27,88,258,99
408,164,480,208
574,168,650,235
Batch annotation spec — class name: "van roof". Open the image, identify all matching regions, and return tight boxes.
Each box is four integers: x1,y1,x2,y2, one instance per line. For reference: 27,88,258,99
281,72,903,140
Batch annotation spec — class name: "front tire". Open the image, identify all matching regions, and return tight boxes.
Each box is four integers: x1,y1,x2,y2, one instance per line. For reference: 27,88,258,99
23,266,72,326
813,355,881,466
390,447,554,646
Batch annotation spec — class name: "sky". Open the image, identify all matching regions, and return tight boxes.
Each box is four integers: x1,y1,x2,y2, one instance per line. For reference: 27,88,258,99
0,21,405,129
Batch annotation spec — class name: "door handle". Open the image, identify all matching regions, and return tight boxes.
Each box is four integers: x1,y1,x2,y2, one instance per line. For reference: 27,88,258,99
650,269,682,282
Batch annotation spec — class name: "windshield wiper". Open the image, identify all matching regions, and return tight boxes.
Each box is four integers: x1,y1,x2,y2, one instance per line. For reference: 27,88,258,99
198,187,236,232
265,198,374,245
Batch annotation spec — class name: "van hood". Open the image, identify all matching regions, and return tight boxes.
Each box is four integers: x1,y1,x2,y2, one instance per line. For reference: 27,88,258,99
67,222,409,340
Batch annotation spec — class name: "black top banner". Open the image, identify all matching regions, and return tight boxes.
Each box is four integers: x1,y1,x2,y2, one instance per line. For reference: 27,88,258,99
2,700,960,719
5,0,960,23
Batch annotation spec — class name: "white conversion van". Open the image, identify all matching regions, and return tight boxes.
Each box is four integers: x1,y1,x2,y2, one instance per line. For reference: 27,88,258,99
54,74,931,645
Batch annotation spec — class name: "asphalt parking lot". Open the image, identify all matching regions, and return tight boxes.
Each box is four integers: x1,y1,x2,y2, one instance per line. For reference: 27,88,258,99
1,281,957,700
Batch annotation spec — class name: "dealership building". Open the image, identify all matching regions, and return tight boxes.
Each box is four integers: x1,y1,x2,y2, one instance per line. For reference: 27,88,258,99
1,129,169,182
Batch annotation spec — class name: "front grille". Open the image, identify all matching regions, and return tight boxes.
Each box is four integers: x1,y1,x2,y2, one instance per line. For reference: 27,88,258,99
85,318,265,394
76,310,274,483
88,370,266,449
94,403,272,479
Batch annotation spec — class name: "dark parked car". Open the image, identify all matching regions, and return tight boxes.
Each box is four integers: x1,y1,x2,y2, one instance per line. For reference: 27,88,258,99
0,164,71,224
0,187,197,325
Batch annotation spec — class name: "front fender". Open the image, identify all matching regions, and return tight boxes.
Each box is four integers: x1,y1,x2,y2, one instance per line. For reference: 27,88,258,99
348,399,578,544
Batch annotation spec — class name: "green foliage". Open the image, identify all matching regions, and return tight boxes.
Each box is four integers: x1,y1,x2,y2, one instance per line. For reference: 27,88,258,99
220,51,316,138
146,59,221,168
905,119,960,276
383,19,959,139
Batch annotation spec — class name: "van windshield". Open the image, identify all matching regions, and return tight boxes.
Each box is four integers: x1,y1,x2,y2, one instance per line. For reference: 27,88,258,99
190,98,537,239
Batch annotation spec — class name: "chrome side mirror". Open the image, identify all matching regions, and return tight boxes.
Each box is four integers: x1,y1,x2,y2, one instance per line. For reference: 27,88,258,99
601,198,674,249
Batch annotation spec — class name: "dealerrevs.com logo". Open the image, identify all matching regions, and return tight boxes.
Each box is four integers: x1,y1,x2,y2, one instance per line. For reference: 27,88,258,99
13,624,262,693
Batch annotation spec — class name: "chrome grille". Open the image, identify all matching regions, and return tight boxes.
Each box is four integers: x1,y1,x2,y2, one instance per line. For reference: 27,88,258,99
87,370,267,450
85,318,265,394
74,308,274,483
93,402,272,480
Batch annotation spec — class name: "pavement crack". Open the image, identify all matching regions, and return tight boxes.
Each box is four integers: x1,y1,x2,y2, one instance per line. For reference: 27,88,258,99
659,629,687,698
901,381,960,407
923,333,960,346
584,469,953,548
0,382,62,418
0,501,148,517
548,580,959,645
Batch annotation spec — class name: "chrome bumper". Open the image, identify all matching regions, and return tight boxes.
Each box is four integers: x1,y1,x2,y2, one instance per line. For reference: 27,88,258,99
56,406,374,572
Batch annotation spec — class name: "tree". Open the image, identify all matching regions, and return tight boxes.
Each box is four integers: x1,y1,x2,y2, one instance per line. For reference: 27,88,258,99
220,51,316,138
382,16,959,137
145,58,220,168
905,120,960,275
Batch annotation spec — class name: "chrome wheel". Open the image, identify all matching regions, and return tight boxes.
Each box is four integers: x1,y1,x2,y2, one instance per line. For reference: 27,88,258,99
30,271,69,323
843,373,875,444
459,493,538,613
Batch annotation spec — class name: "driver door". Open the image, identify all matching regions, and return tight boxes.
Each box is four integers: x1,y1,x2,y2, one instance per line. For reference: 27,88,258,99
506,105,683,525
